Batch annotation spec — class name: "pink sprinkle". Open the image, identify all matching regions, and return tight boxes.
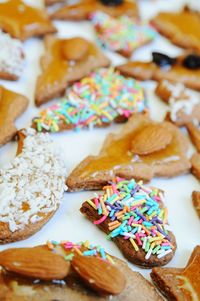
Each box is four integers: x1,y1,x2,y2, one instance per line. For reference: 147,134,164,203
128,216,134,225
153,196,161,201
135,233,142,246
161,243,171,246
94,198,99,209
94,215,107,225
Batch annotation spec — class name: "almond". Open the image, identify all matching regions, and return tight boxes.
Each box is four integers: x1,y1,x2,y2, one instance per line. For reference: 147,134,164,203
62,38,89,61
0,246,70,280
71,255,126,295
131,124,172,155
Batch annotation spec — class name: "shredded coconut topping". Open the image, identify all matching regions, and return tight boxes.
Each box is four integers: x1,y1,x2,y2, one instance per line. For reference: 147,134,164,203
0,128,67,232
0,30,24,77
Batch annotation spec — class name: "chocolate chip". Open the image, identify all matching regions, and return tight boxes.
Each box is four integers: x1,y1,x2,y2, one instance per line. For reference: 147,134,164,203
183,54,200,69
100,0,123,6
152,52,176,67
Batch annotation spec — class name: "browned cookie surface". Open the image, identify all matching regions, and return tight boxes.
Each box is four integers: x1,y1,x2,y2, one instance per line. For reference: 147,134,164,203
186,122,200,152
192,191,200,218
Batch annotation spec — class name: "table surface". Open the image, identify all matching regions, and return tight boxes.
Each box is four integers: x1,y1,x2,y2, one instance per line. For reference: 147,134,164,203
0,0,199,282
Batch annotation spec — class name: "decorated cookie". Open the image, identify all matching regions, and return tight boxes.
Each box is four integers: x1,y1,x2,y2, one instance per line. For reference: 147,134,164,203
80,178,176,268
0,128,67,243
192,191,200,218
90,12,156,58
33,68,147,132
66,114,191,191
0,30,25,80
151,245,200,300
186,122,200,152
0,85,28,147
0,240,163,300
156,80,200,126
116,52,200,91
0,0,56,41
191,153,200,181
35,36,110,106
151,7,200,53
50,0,139,21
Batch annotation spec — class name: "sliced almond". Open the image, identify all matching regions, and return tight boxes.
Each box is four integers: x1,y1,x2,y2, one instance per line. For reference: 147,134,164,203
0,246,70,280
62,38,89,61
131,124,172,155
71,255,126,295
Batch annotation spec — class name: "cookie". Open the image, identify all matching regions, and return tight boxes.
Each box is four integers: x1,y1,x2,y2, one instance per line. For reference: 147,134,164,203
45,0,65,5
0,30,25,80
186,122,200,152
90,12,156,58
151,245,200,300
50,0,139,21
0,0,56,41
156,80,200,126
0,240,163,301
116,52,200,91
151,7,200,53
0,128,67,244
80,178,176,268
35,36,110,106
33,68,147,132
192,191,200,218
0,85,28,147
66,114,191,191
190,152,200,181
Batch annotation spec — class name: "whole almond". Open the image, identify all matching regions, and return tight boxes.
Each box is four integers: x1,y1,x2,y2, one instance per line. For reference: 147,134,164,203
0,247,70,280
71,255,126,295
131,124,172,155
62,38,89,61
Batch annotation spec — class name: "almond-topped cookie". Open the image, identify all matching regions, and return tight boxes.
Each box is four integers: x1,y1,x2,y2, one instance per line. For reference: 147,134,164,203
0,128,67,243
90,12,156,58
35,36,110,106
0,240,163,300
33,68,147,132
80,178,176,268
151,245,200,300
0,31,25,80
66,114,191,191
156,80,200,126
0,0,56,41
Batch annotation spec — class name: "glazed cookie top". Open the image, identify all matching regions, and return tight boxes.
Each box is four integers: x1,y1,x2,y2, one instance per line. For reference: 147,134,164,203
0,128,67,232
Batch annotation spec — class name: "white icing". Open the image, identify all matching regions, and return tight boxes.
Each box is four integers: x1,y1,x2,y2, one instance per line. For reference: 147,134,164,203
162,80,200,122
0,30,24,77
177,275,199,301
0,128,67,232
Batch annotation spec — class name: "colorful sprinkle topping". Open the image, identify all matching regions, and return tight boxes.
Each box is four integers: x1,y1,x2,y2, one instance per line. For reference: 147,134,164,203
90,12,156,56
46,240,114,264
86,178,174,260
34,68,147,132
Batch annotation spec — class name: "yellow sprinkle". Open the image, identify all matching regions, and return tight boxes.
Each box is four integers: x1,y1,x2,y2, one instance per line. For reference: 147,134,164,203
86,199,97,210
74,247,83,256
130,238,139,252
106,254,115,264
46,240,54,250
149,237,164,243
83,240,90,248
131,199,146,206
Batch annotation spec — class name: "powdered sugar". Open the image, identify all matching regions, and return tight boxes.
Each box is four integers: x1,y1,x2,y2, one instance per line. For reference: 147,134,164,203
0,128,67,232
0,30,24,78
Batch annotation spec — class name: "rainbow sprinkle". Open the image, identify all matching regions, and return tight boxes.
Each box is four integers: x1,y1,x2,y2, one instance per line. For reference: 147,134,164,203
86,178,173,260
90,12,156,56
46,240,114,263
34,68,147,132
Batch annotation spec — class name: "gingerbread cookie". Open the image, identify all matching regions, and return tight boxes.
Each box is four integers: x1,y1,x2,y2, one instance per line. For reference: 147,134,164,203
33,68,147,132
0,0,56,41
90,12,156,58
151,245,200,300
190,153,200,181
81,178,176,268
192,191,200,218
0,30,25,80
35,36,110,106
151,7,200,53
156,80,200,126
116,52,200,91
0,128,67,243
67,114,191,191
0,85,28,147
50,0,139,21
0,240,163,300
186,121,200,152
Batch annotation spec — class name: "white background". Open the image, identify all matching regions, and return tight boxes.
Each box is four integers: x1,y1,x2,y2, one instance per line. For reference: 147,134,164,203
0,0,199,282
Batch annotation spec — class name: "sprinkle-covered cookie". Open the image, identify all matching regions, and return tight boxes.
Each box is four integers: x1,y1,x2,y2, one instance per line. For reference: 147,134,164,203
80,178,176,268
33,68,147,133
91,12,156,57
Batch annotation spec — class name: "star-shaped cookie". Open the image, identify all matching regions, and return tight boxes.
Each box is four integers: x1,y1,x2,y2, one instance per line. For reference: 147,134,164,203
151,245,200,301
67,114,191,191
35,36,110,106
0,0,56,41
50,0,139,21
